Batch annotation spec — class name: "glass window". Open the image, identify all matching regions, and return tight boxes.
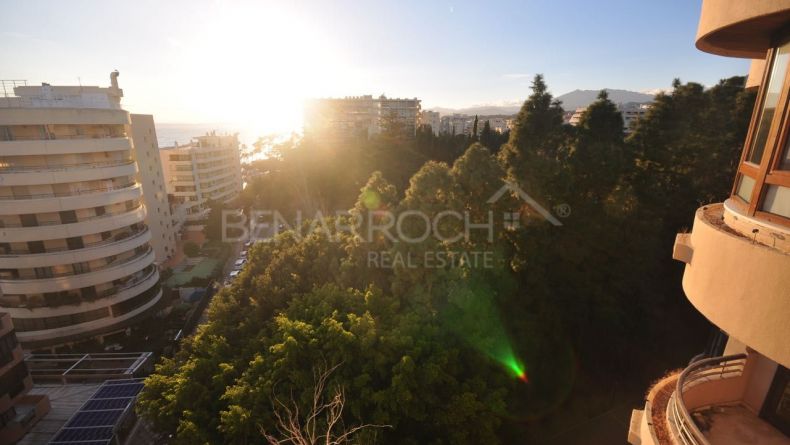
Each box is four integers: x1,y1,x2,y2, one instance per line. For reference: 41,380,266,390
781,137,790,170
747,41,790,165
736,175,756,202
762,185,790,218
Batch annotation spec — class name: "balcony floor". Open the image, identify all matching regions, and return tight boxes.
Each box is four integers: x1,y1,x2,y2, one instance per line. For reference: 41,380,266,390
701,405,789,445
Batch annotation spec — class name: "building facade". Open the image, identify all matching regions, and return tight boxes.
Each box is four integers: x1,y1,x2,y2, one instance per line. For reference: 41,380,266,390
0,313,50,444
129,114,177,263
160,132,242,222
419,110,441,135
0,73,162,350
304,95,421,140
628,2,790,444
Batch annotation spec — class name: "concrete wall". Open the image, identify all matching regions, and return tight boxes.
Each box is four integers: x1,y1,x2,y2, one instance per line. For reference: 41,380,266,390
130,114,177,264
696,0,790,57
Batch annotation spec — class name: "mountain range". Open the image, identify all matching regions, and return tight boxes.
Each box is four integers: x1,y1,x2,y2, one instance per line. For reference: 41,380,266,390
429,89,655,116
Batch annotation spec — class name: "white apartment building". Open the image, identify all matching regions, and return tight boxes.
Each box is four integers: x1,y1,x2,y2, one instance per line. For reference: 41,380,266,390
419,110,441,135
304,95,421,140
160,132,242,222
129,114,177,263
439,114,512,136
569,102,651,133
0,73,162,350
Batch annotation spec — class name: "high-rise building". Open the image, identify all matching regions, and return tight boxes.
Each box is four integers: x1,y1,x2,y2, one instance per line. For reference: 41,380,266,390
0,312,50,444
0,73,162,350
160,132,242,222
419,110,441,135
304,95,421,140
129,114,177,263
628,2,790,444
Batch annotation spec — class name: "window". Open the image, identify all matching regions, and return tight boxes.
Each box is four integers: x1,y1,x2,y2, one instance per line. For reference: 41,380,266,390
94,206,106,217
66,237,84,250
20,214,37,227
27,241,45,254
59,210,77,224
34,267,53,279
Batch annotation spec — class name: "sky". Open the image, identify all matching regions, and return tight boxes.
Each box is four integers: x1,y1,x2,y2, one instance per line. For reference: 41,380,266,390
0,0,750,136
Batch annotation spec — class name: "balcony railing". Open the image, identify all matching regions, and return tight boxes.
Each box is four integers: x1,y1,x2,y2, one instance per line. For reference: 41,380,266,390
2,246,152,280
0,182,136,200
668,353,747,445
0,159,133,173
0,227,147,257
0,203,141,228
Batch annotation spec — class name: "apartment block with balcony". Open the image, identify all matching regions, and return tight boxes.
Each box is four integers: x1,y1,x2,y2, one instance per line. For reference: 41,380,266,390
628,2,790,445
304,94,421,141
0,313,50,444
160,132,242,223
0,73,163,350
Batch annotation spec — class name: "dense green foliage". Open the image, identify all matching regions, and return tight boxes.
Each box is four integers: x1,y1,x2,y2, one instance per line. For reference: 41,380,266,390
139,75,755,444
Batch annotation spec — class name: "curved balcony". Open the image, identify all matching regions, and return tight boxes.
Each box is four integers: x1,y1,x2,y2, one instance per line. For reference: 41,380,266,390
0,107,129,126
0,247,154,294
674,203,790,368
0,204,145,243
0,183,141,215
696,0,790,58
14,287,162,347
668,354,748,445
0,137,131,156
0,227,149,269
3,266,159,318
0,160,137,187
630,353,790,445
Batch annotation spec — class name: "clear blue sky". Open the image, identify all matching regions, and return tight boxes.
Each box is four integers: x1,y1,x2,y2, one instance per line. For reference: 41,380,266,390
0,0,750,133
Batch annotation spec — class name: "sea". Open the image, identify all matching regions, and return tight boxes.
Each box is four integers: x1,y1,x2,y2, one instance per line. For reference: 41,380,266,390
154,123,292,162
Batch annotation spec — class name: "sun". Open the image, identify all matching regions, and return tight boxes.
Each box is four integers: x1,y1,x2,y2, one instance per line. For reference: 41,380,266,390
171,3,354,135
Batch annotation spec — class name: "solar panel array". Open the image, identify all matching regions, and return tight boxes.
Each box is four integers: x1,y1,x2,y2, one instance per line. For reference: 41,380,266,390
49,379,144,445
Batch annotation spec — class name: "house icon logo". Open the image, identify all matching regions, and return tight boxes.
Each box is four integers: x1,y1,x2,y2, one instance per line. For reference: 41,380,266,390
487,181,566,227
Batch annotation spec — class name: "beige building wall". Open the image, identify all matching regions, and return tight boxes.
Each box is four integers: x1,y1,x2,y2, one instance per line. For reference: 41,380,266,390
129,114,177,263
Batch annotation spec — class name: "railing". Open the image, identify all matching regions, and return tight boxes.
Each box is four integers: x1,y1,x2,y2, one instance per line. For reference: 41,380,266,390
0,265,157,309
0,182,136,200
1,246,152,280
0,133,127,141
0,159,133,173
0,227,147,257
0,203,142,228
668,353,747,445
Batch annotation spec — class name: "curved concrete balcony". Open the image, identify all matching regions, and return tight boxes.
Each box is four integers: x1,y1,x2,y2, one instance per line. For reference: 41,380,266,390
0,137,131,156
0,183,141,215
14,287,162,347
0,160,137,187
0,107,130,126
674,203,790,368
0,227,150,269
0,247,154,294
629,353,789,445
3,266,158,318
0,204,146,243
696,0,790,58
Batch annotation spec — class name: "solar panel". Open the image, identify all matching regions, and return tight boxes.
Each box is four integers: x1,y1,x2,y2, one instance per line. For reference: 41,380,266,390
48,379,145,445
83,397,133,410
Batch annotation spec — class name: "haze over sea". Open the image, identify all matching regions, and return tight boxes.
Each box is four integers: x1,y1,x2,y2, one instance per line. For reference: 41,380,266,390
154,123,288,162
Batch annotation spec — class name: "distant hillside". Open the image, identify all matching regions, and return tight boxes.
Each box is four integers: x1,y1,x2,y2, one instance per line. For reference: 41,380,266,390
430,89,654,116
555,89,654,110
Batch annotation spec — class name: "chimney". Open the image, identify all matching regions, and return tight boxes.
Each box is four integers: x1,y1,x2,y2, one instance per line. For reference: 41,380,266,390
110,70,120,89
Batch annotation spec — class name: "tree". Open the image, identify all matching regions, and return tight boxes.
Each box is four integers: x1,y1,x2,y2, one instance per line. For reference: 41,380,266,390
261,363,391,445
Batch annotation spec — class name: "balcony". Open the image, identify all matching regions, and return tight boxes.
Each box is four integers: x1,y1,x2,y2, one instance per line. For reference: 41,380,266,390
0,246,154,294
630,354,790,445
0,226,150,269
0,183,141,215
0,159,137,186
0,204,145,242
673,203,790,367
0,136,131,156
